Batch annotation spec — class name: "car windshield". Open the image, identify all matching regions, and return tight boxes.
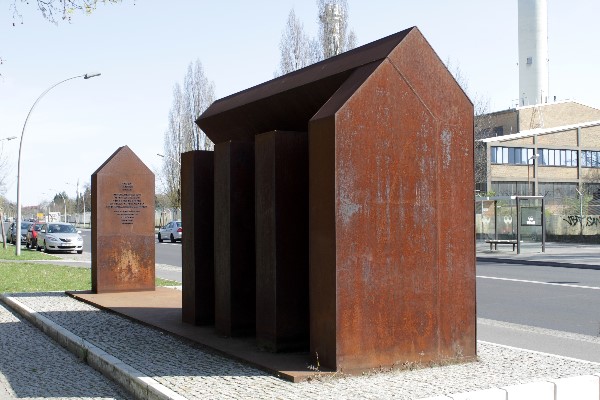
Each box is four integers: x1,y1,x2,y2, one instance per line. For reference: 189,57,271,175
21,222,31,229
47,224,77,234
176,222,182,227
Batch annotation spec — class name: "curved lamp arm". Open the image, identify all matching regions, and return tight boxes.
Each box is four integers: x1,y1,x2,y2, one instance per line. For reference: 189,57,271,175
16,73,100,255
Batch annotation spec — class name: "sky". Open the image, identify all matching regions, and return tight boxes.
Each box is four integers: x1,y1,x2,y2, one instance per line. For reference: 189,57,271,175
1,0,599,206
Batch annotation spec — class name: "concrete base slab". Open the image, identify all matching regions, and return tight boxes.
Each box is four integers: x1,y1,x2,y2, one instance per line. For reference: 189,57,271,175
67,288,326,382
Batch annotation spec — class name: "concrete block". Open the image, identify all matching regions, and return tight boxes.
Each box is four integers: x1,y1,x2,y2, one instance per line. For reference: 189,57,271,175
502,381,554,400
450,388,507,400
551,375,600,400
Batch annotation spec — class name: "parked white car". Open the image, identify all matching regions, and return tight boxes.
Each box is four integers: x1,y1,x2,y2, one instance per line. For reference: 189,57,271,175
36,222,83,254
158,221,182,243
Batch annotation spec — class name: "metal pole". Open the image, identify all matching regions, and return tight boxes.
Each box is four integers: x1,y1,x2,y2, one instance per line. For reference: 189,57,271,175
541,197,546,253
83,193,86,228
16,73,100,255
516,197,521,254
576,188,584,238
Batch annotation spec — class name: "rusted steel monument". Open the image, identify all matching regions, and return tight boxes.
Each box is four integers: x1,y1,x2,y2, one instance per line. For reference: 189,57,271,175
92,146,155,293
185,26,476,371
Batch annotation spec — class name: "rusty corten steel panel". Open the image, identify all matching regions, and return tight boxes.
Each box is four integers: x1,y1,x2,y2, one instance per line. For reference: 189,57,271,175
91,146,155,293
181,151,215,325
308,117,337,368
214,141,256,337
388,31,476,360
255,131,309,352
309,29,475,371
197,28,413,144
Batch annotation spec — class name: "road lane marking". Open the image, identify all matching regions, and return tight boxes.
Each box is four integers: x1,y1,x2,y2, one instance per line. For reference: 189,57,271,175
479,318,600,345
478,340,600,366
477,275,600,290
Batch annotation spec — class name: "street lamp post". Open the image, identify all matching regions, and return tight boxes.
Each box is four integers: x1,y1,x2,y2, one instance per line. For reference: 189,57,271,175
82,191,87,228
16,73,100,255
527,153,539,196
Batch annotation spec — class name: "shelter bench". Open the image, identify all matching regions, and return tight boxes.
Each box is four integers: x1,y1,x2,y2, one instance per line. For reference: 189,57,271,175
485,239,517,251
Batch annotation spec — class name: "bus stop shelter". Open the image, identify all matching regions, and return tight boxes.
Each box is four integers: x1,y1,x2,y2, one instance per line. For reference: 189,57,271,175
476,195,545,254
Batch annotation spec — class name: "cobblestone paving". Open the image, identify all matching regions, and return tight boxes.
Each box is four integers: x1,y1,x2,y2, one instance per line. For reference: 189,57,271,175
0,301,133,400
3,292,600,399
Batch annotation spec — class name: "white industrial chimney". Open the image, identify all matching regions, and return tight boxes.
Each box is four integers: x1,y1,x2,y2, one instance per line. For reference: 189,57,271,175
518,0,549,106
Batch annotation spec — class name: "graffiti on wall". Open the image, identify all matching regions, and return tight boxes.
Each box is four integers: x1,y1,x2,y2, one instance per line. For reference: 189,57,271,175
562,215,600,227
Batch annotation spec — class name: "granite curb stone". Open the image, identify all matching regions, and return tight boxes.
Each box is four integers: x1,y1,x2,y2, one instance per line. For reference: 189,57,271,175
0,293,186,400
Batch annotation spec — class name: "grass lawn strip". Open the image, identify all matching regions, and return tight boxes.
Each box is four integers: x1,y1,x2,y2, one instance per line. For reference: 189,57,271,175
0,262,180,293
0,245,61,261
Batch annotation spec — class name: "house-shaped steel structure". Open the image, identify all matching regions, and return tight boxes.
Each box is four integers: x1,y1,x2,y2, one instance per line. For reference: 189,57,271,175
185,26,475,372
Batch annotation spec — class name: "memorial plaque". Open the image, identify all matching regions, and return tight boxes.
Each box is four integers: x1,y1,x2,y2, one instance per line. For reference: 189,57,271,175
92,146,155,293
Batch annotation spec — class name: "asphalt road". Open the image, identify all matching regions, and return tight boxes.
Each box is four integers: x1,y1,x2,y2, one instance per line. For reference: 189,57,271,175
477,261,600,336
477,260,600,362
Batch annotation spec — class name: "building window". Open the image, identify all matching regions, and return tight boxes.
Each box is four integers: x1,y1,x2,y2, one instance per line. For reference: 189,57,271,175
581,150,600,168
491,181,530,196
538,149,578,167
538,182,578,205
492,146,579,167
491,147,534,165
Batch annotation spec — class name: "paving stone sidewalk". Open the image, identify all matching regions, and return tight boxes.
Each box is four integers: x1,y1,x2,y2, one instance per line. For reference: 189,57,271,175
0,300,133,400
2,291,600,400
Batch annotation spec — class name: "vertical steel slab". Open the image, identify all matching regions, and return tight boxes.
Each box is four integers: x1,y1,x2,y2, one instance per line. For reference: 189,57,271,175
255,131,309,352
91,146,155,293
181,150,215,325
309,34,475,371
214,141,256,337
388,30,477,362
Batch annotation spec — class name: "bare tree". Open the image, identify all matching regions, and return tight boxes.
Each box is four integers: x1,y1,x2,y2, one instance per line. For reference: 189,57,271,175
445,58,492,192
276,1,357,75
9,0,124,24
276,9,320,76
316,0,357,59
0,141,13,196
161,83,184,209
183,60,215,151
473,99,493,191
160,60,215,209
3,1,125,75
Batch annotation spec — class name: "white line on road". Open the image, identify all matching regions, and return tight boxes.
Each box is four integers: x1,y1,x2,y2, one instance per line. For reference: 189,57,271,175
478,339,600,366
477,275,600,290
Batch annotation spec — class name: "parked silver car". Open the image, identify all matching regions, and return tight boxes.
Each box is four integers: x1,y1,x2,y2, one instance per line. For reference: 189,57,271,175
158,220,182,243
36,222,83,254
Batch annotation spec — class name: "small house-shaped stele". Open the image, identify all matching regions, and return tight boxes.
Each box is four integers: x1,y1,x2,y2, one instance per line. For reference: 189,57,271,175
189,27,475,372
91,146,155,293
